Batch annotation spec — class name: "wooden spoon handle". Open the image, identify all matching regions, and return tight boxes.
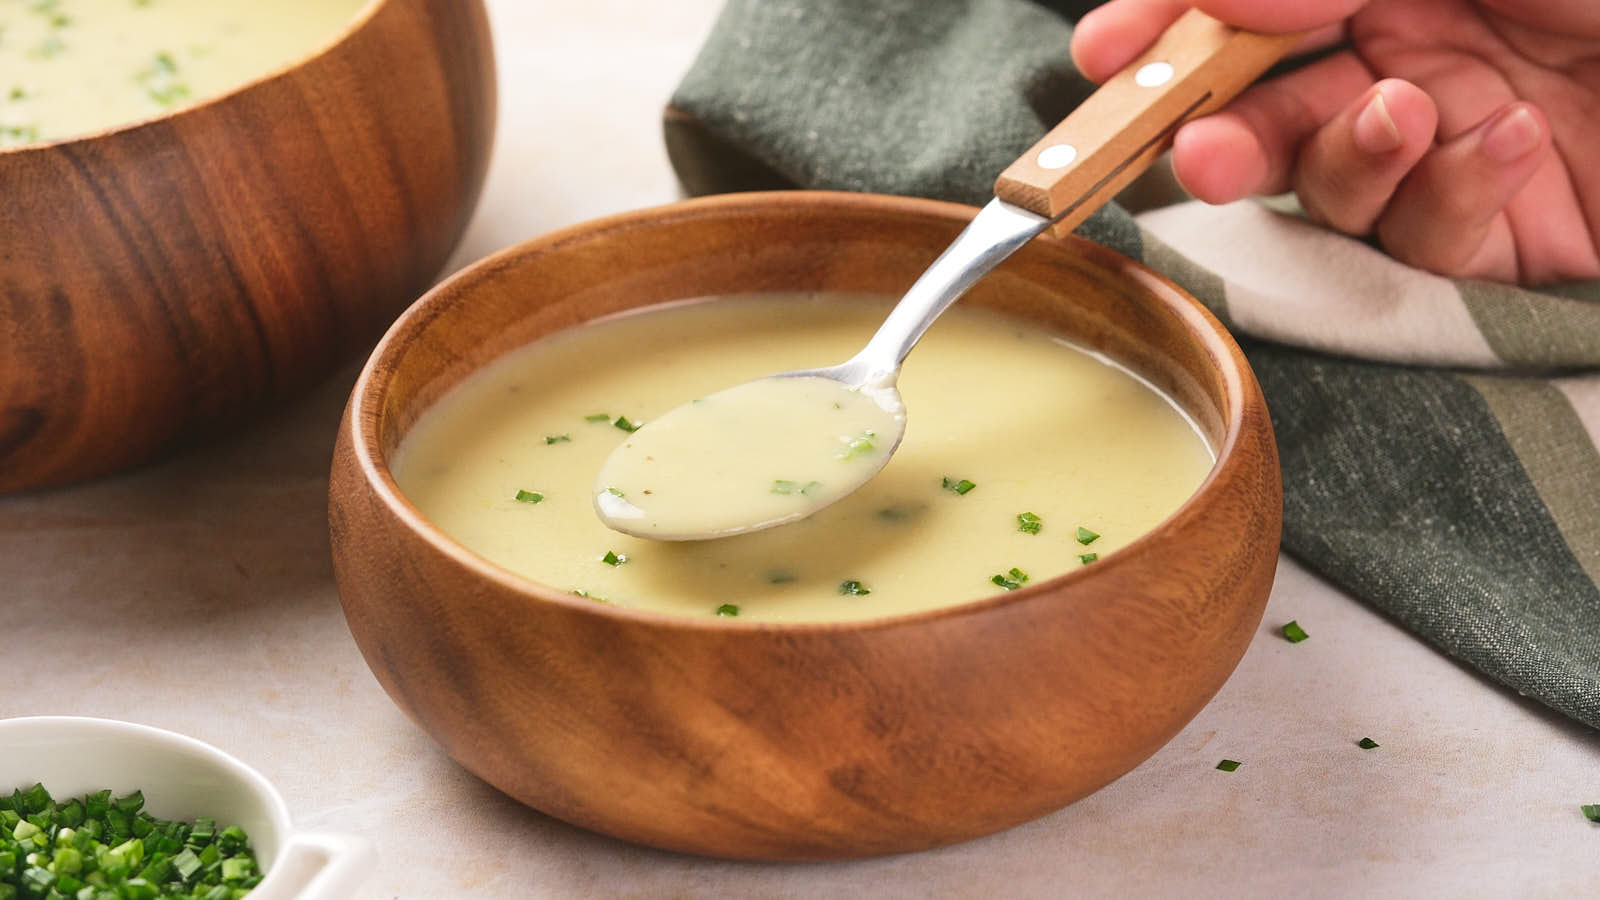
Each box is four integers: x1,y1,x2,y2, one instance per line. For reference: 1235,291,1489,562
994,9,1302,235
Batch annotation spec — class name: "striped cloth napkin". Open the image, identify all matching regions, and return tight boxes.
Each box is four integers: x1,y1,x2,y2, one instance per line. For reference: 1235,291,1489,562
666,0,1600,729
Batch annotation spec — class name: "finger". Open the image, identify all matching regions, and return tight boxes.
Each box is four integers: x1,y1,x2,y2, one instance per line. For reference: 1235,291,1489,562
1377,102,1552,281
1071,0,1352,85
1071,0,1191,84
1294,79,1438,235
1188,0,1368,33
1169,49,1376,203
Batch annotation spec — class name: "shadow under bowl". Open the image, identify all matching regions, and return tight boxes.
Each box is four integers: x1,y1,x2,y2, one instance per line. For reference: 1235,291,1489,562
328,190,1282,860
0,0,496,493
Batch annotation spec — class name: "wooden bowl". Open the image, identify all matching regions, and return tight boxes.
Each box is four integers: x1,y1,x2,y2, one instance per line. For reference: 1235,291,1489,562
329,191,1282,860
0,0,495,493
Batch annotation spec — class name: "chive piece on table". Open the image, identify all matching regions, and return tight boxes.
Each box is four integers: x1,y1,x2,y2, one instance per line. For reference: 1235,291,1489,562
514,489,544,504
768,571,797,584
545,434,571,444
584,412,610,422
1075,526,1100,545
613,415,641,432
1357,737,1379,749
1216,759,1241,772
715,603,740,617
1282,620,1310,643
942,477,976,495
838,579,870,596
601,550,627,566
1581,804,1600,823
1079,552,1098,564
1016,512,1042,534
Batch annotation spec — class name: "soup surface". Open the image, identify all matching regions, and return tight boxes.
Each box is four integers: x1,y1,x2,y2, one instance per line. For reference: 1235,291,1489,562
394,294,1214,623
0,0,367,147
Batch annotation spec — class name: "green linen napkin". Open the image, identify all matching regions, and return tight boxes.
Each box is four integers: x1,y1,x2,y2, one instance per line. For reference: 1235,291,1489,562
667,0,1600,729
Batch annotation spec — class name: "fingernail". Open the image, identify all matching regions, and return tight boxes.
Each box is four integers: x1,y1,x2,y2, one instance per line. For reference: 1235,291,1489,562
1482,106,1542,162
1354,91,1403,154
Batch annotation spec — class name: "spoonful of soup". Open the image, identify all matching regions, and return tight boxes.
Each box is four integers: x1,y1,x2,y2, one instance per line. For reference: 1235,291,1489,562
596,10,1299,540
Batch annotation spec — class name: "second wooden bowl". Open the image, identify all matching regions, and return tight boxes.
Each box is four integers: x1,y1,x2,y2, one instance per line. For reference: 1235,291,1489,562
0,0,495,493
329,191,1282,860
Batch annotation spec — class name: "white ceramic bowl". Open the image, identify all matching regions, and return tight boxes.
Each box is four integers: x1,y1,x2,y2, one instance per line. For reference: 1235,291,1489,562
0,717,374,900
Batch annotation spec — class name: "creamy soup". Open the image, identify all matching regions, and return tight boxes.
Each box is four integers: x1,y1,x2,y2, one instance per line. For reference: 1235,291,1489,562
595,374,904,540
0,0,367,147
394,294,1215,623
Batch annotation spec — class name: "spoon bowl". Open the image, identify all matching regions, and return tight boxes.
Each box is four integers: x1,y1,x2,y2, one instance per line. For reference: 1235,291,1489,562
592,369,906,540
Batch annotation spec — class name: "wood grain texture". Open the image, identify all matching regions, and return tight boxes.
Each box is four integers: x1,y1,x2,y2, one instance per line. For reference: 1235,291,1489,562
328,191,1282,860
0,0,495,493
994,9,1299,236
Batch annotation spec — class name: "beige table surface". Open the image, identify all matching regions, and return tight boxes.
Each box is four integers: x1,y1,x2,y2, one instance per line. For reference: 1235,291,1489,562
7,1,1599,897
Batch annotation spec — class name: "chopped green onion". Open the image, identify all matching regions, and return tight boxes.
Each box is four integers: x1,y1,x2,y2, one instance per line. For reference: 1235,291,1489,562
767,571,797,584
0,784,260,898
600,550,627,566
584,412,610,422
835,430,877,460
838,580,870,596
20,784,48,814
1075,526,1100,545
219,856,253,882
613,415,641,432
942,477,976,495
114,790,145,814
715,604,739,617
1582,804,1600,823
990,567,1030,591
1282,620,1309,643
545,434,571,444
172,847,202,882
1216,759,1241,772
604,487,624,497
1016,512,1042,534
1078,552,1098,564
1357,737,1379,749
514,489,544,504
570,589,609,603
771,480,821,496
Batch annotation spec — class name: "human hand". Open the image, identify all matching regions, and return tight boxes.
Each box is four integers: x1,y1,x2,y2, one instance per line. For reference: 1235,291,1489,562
1070,0,1600,285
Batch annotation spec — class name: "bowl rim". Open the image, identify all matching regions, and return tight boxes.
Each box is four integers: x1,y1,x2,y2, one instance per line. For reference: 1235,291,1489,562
0,0,389,155
344,189,1257,634
0,715,293,840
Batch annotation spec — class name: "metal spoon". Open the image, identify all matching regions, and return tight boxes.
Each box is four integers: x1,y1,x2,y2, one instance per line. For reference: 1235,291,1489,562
596,11,1299,540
